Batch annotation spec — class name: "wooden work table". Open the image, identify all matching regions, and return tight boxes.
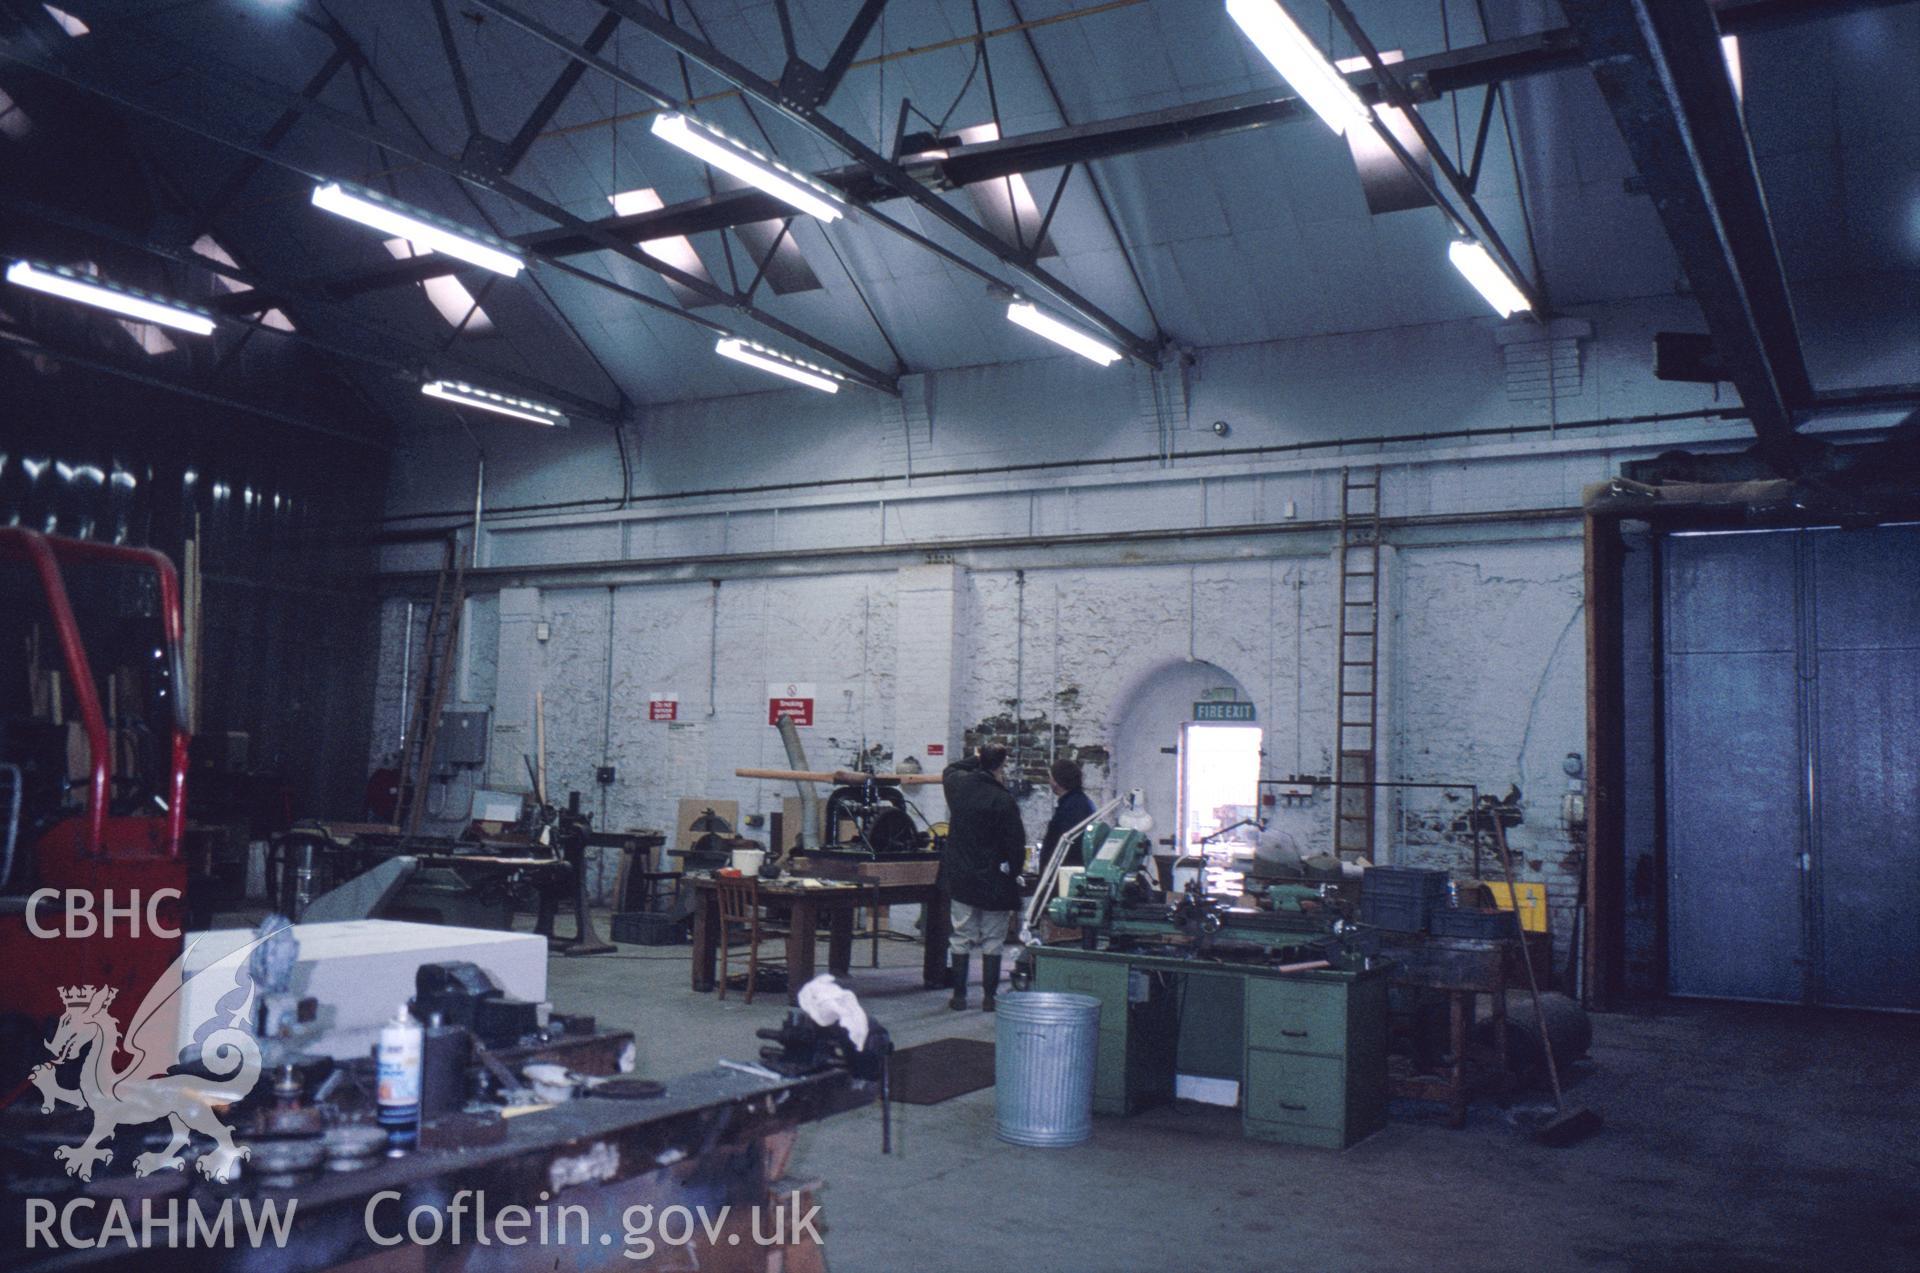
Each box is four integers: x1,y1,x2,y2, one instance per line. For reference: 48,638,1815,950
686,857,949,1003
1384,934,1530,1127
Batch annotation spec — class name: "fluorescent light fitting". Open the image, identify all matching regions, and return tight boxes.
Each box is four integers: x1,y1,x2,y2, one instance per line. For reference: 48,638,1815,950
1447,239,1531,318
312,181,523,277
1225,0,1372,136
651,114,845,223
421,379,568,427
5,260,215,334
1006,301,1123,365
714,337,844,393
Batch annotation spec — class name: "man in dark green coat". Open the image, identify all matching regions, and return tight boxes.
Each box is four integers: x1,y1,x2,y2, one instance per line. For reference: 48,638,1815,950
941,745,1027,1011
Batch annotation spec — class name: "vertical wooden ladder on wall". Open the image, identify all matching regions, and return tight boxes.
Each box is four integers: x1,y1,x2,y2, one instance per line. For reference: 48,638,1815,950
394,535,466,839
1333,468,1381,860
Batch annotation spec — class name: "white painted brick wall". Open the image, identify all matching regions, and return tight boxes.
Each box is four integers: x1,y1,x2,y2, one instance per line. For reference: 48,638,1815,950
364,286,1911,950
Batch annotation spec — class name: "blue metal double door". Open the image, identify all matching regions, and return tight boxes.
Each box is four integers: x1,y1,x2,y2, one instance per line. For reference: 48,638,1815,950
1663,525,1920,1010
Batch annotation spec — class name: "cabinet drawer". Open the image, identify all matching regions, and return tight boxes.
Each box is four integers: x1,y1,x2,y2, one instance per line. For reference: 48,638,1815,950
1244,1049,1346,1130
1244,979,1348,1057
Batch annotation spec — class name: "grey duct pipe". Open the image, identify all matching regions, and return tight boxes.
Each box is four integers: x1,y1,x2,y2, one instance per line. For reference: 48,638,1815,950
398,601,415,754
471,451,486,569
375,391,1920,528
776,714,822,852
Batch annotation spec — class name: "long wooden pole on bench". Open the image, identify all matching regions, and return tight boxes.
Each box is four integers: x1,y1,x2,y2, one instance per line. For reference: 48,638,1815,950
735,767,943,786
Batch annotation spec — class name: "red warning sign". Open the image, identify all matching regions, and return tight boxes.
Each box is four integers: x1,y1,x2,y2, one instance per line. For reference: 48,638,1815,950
767,682,815,727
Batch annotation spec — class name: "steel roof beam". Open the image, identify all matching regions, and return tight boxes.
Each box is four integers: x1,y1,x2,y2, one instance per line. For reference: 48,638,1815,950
0,314,389,450
464,0,1139,359
428,0,483,144
500,12,623,173
552,0,1163,364
0,188,622,423
274,0,1864,310
1325,0,1541,312
1561,0,1816,471
278,0,1835,307
783,0,890,110
188,45,352,242
0,34,900,395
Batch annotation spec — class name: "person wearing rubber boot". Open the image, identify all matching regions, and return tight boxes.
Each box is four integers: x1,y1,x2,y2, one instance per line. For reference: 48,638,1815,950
941,744,1025,1011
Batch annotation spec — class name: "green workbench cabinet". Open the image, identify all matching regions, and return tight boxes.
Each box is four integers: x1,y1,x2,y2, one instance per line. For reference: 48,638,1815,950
1030,951,1177,1114
1029,947,1390,1148
1242,971,1389,1149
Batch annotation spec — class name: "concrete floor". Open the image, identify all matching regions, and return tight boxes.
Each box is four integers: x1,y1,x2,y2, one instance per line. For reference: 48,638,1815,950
546,927,1919,1273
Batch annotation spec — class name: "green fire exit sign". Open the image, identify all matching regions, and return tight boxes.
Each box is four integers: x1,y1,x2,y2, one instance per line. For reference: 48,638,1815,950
1193,701,1256,722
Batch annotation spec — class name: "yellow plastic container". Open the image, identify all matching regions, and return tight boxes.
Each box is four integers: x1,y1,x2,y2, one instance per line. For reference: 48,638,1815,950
1485,880,1548,933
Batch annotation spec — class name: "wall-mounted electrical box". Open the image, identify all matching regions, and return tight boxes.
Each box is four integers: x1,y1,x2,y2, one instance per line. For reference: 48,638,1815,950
434,710,490,771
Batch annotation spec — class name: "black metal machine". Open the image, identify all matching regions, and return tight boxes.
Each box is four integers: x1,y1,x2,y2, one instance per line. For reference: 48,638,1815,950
675,807,738,871
783,772,941,868
822,777,922,855
413,961,540,1050
266,788,647,954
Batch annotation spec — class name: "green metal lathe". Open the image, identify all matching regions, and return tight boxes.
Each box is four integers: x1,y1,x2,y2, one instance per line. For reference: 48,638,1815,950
1023,822,1390,1149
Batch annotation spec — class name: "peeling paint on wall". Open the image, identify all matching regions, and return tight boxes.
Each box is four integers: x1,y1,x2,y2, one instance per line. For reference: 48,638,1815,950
963,705,1110,787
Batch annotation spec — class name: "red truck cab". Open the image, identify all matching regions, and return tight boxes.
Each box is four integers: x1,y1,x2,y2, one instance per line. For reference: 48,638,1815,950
0,529,189,1086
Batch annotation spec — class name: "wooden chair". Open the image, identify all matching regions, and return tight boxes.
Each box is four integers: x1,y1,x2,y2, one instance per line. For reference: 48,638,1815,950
716,875,788,1004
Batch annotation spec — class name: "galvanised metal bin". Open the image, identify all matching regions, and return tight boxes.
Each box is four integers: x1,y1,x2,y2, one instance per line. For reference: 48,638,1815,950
994,991,1102,1147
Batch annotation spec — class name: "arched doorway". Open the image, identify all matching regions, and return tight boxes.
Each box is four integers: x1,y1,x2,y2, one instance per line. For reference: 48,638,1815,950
1109,659,1258,868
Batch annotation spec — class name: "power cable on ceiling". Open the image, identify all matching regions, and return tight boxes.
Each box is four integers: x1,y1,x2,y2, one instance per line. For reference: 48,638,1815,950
217,0,1153,212
315,0,632,410
1005,0,1163,337
1471,0,1547,308
676,0,905,373
971,0,1023,254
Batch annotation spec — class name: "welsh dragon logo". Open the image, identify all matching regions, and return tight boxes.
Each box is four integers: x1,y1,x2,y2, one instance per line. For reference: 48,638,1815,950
28,932,271,1183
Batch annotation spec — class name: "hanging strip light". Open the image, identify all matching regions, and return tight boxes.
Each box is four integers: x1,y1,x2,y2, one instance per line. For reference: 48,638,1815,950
313,181,524,277
422,379,568,426
1225,0,1372,136
5,260,215,334
1006,300,1123,365
1447,239,1531,318
651,114,846,223
714,337,845,393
